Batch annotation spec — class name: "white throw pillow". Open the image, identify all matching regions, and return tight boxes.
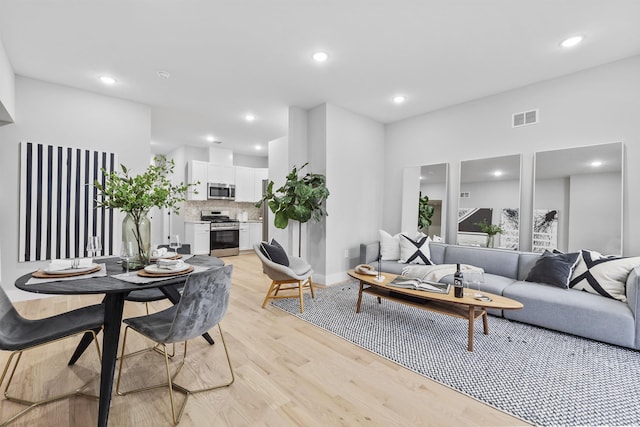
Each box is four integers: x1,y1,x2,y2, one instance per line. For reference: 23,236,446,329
398,234,433,265
569,249,640,302
379,230,405,260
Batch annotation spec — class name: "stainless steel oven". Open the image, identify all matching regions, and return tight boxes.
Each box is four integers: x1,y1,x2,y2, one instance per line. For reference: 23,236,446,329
209,222,240,257
201,210,240,257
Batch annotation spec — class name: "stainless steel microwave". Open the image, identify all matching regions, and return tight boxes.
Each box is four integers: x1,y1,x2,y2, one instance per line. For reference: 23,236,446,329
207,183,235,200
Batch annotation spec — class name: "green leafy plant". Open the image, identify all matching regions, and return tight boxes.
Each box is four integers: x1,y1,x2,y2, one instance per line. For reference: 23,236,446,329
418,195,435,231
474,218,503,235
256,163,330,255
94,155,196,263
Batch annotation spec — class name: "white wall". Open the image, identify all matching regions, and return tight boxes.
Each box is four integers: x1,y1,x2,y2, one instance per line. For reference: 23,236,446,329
384,55,640,256
0,37,15,125
323,103,385,284
234,153,268,168
267,135,289,252
0,76,151,298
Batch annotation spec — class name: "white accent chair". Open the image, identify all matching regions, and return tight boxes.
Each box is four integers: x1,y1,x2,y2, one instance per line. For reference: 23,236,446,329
253,244,315,313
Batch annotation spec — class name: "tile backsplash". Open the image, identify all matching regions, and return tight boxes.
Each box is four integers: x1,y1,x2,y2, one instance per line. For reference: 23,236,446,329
184,200,263,221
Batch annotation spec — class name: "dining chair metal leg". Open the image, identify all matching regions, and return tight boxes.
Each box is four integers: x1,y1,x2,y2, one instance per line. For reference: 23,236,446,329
116,324,235,425
0,330,102,426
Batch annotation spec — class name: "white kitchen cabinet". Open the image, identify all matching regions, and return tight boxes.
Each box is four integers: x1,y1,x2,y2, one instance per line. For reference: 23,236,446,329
250,222,263,245
207,164,234,185
234,166,255,202
186,160,207,201
185,222,210,255
239,223,251,250
235,167,268,202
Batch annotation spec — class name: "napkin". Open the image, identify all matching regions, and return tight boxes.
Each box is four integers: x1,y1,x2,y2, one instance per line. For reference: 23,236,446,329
157,259,186,270
151,247,168,258
47,258,93,272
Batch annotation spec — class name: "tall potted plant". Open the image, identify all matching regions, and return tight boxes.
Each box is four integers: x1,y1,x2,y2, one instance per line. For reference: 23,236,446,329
256,163,330,256
418,194,435,234
94,155,195,268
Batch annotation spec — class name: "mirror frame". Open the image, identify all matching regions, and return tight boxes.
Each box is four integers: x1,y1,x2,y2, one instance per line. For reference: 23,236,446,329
457,154,522,250
532,142,624,255
401,163,449,242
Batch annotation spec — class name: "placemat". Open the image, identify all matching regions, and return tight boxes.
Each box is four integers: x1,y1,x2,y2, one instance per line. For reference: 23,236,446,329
112,264,209,284
25,263,108,285
31,264,102,279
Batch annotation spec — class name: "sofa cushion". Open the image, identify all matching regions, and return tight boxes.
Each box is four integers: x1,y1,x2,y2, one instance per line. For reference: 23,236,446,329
525,250,580,289
428,242,446,265
517,252,540,281
504,281,636,348
379,230,403,260
569,250,640,302
443,245,519,279
399,234,433,265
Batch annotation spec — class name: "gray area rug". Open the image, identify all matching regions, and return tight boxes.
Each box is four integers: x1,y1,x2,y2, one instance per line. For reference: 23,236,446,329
271,283,640,426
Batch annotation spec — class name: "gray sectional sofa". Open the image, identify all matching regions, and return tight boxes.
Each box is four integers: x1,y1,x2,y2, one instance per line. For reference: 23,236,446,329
360,241,640,350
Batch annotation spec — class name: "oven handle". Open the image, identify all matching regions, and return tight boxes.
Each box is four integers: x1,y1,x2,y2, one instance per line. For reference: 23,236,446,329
211,227,240,231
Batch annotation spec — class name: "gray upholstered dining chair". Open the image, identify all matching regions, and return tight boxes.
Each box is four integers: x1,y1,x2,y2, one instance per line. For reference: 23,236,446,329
0,286,104,425
253,243,315,313
115,264,234,425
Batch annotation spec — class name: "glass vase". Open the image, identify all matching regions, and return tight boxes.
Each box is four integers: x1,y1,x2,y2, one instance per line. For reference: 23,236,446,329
122,212,151,270
486,234,495,248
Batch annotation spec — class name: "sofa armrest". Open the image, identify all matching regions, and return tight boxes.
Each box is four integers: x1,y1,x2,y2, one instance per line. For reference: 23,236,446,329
360,242,380,264
627,266,640,318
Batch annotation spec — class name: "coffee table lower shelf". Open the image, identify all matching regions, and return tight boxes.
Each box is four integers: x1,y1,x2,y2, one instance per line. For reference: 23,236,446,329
358,285,489,352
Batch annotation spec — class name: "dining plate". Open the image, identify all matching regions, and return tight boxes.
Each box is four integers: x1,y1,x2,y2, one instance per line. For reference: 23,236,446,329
43,263,99,275
143,263,191,274
137,265,194,278
149,252,182,261
33,264,102,278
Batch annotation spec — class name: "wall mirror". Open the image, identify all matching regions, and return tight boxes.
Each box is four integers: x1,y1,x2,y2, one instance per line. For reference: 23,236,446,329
458,154,521,249
419,163,448,240
401,163,448,242
533,142,623,255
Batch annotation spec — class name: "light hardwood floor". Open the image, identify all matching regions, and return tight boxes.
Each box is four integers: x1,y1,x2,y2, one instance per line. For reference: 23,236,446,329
0,253,528,426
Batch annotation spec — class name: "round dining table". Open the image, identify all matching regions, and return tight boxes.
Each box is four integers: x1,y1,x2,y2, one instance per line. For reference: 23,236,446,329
14,255,224,427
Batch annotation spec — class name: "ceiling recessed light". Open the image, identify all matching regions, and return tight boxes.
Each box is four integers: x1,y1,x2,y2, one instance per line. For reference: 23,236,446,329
245,114,256,122
255,145,262,151
99,75,117,85
393,95,406,104
591,160,603,167
312,51,329,63
493,170,503,177
561,36,584,48
205,135,215,142
157,70,171,79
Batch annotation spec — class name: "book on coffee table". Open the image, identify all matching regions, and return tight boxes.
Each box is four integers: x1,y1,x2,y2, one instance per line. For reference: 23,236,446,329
388,276,451,294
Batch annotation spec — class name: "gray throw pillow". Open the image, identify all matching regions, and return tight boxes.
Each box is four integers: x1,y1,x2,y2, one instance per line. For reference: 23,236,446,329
260,239,289,267
525,250,579,289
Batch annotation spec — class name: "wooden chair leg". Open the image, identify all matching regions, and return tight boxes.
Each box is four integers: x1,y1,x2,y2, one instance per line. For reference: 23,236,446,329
298,280,304,313
261,281,277,308
308,277,315,299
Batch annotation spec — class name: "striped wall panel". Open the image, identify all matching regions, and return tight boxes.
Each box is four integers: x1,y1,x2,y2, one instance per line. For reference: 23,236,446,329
19,142,118,262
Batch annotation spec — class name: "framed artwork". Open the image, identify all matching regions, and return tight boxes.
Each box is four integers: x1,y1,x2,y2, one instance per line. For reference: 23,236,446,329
500,208,519,250
19,142,118,261
532,209,559,253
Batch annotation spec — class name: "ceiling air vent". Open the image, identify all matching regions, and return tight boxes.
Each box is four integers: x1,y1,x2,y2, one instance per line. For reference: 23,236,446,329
512,109,539,127
460,192,470,198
